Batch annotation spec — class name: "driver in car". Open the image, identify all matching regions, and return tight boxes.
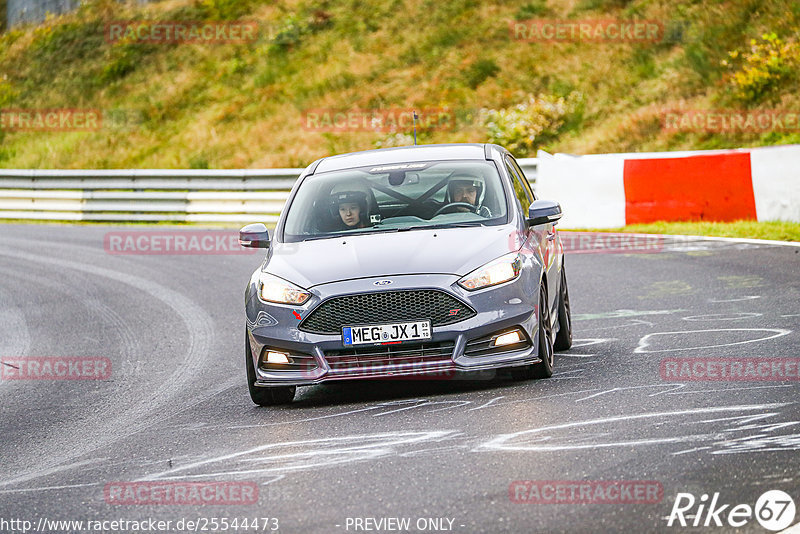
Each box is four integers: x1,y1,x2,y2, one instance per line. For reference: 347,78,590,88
447,174,492,217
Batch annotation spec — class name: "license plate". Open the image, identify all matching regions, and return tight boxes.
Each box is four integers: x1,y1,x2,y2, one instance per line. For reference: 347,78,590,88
342,320,431,346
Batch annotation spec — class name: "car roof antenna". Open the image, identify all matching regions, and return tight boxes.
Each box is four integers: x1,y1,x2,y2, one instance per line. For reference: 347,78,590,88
413,111,418,145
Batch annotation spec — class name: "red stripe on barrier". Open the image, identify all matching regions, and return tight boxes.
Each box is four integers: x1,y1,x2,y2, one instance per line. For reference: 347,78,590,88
623,153,756,224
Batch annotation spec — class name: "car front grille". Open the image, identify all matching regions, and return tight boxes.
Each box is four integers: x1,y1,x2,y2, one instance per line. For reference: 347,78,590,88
299,290,476,335
324,341,455,376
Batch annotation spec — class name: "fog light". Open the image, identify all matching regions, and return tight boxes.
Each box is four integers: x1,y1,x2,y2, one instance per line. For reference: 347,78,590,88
266,351,290,364
493,331,522,347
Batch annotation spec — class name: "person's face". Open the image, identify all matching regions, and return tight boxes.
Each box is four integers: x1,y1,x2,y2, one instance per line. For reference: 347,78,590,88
338,202,361,227
452,184,478,205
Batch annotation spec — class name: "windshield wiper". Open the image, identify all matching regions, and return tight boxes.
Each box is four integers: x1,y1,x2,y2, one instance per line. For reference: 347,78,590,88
298,223,482,241
444,222,485,227
301,234,343,242
300,228,401,241
397,222,485,232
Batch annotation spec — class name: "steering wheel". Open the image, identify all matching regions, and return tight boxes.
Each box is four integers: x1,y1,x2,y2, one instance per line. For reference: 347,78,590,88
432,202,478,217
431,202,478,219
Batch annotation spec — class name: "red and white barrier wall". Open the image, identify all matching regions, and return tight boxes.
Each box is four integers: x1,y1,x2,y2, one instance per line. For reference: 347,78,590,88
535,144,800,228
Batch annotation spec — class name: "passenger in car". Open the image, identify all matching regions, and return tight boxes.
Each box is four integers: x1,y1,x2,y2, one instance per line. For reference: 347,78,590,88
330,190,372,229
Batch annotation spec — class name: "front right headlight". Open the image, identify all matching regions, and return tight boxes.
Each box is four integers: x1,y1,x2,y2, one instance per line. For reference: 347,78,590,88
258,272,311,305
458,253,522,291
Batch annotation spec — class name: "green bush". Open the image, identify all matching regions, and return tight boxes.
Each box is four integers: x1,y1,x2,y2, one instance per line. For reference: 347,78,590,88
0,145,13,164
515,1,552,19
13,20,105,95
631,47,656,80
26,20,105,88
0,78,16,106
572,0,633,13
0,28,21,59
254,60,286,88
678,2,767,86
101,43,145,82
195,0,254,20
482,92,583,157
268,14,306,55
723,33,800,104
31,20,103,62
189,154,210,169
464,59,499,89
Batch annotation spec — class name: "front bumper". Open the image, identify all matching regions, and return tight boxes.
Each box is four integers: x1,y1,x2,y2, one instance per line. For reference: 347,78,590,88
245,272,541,387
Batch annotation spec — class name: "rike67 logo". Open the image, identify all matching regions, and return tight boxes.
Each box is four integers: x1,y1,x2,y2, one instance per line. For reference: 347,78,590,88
666,490,796,531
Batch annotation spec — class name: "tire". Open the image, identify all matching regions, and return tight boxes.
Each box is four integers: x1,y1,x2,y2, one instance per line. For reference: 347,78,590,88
511,281,554,380
554,265,573,351
531,281,555,379
245,329,296,406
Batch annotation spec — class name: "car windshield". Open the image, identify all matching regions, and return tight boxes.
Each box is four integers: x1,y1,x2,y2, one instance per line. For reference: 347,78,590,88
283,160,508,242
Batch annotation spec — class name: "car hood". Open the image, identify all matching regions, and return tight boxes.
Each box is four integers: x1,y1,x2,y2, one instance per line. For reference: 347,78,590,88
265,225,515,288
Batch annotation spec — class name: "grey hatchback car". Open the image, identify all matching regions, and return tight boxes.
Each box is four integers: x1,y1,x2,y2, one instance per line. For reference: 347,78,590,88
240,143,572,405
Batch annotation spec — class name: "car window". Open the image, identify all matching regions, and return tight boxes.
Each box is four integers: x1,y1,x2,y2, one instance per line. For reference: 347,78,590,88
508,156,537,201
282,160,509,242
504,157,532,214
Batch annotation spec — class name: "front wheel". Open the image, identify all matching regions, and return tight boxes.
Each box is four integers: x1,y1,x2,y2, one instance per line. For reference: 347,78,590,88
245,329,296,406
531,281,555,378
510,281,554,380
554,265,573,351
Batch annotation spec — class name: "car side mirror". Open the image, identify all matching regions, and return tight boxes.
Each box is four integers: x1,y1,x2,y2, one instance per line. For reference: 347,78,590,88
239,223,270,248
527,200,562,226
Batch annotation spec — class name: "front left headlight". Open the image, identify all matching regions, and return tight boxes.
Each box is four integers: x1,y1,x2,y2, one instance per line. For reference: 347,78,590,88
458,253,522,291
258,272,311,305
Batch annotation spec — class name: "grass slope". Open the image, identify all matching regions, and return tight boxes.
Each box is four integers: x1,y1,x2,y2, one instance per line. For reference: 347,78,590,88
0,0,799,169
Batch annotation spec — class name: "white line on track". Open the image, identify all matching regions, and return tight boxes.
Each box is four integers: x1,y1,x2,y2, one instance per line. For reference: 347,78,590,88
467,396,505,411
0,239,214,490
478,403,793,452
634,328,792,353
140,431,454,481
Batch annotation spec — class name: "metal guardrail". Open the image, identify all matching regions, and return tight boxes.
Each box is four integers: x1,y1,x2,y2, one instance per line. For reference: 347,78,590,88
7,0,79,27
0,159,538,223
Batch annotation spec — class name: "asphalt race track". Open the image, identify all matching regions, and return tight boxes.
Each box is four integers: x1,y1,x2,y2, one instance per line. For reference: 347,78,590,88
0,224,798,534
